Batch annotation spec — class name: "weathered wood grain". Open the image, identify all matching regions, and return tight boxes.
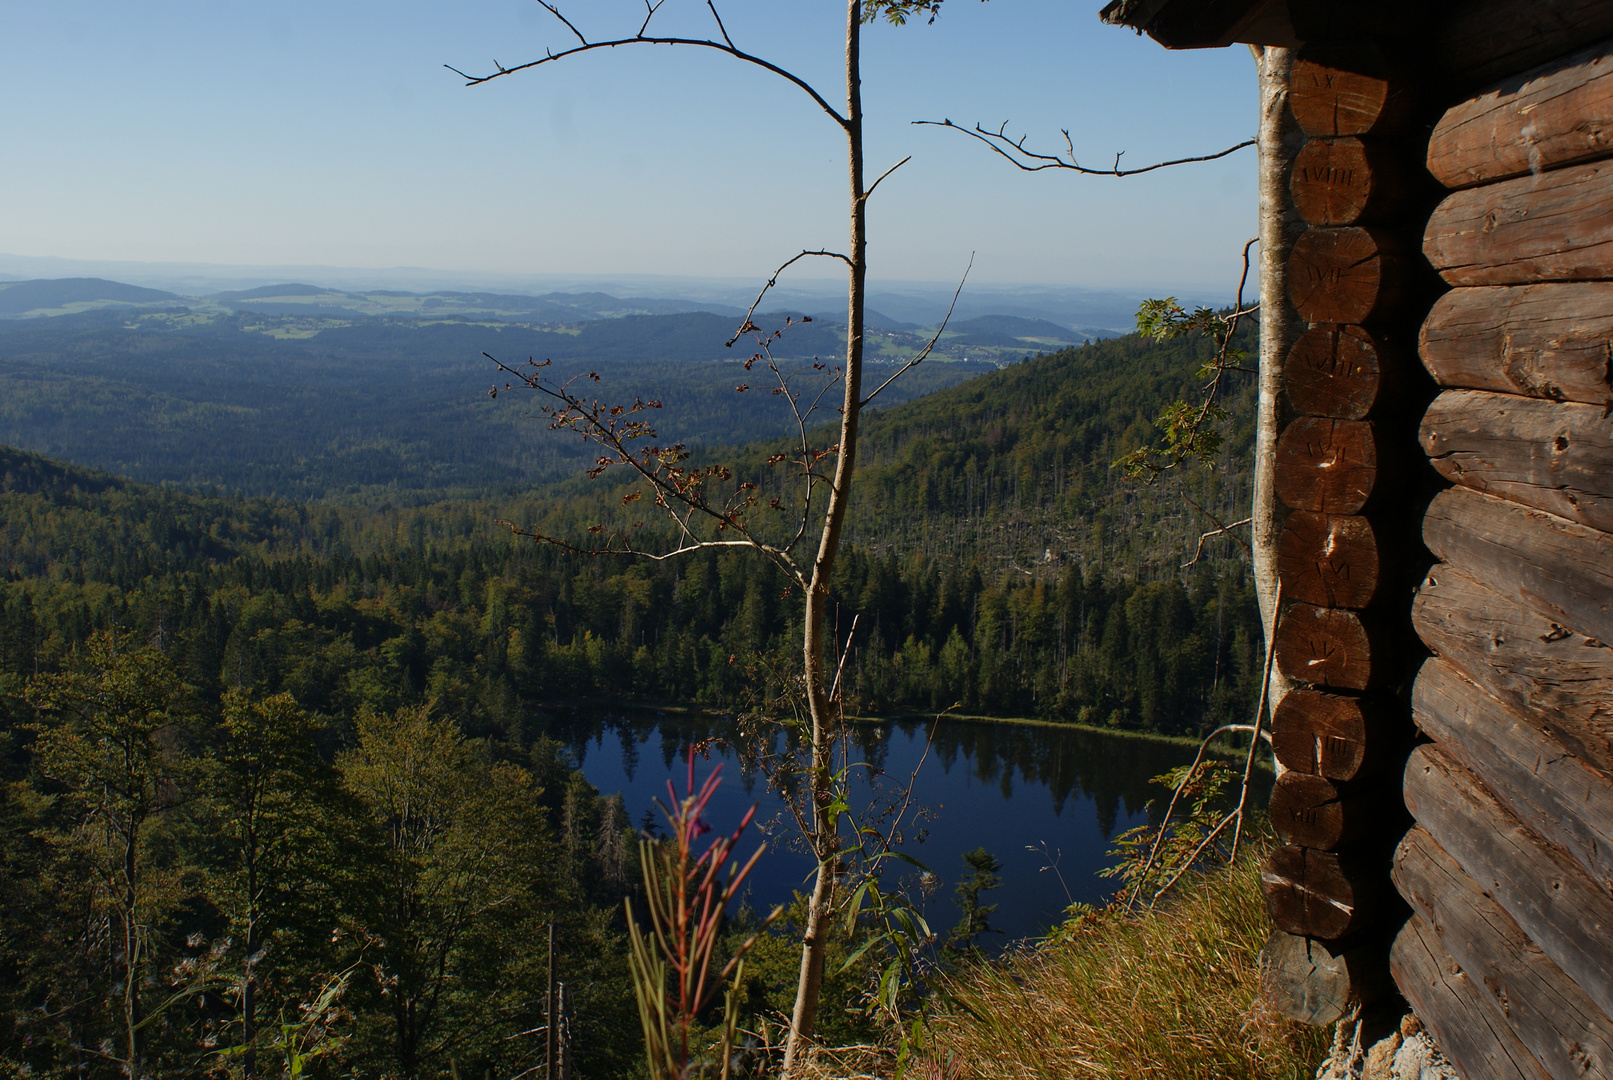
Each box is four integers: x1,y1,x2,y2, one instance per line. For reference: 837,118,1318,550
1412,563,1613,771
1290,43,1416,138
1413,656,1613,894
1422,485,1613,644
1419,284,1613,407
1434,0,1613,92
1262,844,1385,941
1269,771,1393,849
1420,388,1613,532
1403,744,1613,1023
1394,825,1613,1080
1271,689,1401,781
1424,160,1613,286
1287,323,1411,420
1278,511,1396,609
1290,226,1415,323
1390,914,1552,1080
1276,417,1383,515
1261,929,1392,1027
1275,603,1401,691
1292,136,1419,225
1430,40,1613,189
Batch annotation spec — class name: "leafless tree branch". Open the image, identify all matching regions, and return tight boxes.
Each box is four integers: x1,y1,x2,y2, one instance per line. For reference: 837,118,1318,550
637,0,669,39
448,2,850,129
704,0,735,49
1180,494,1252,568
727,249,854,348
862,155,911,202
860,253,972,408
912,119,1255,177
483,352,811,584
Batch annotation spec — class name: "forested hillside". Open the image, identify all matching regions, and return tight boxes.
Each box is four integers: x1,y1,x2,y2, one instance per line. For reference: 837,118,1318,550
0,309,993,499
0,318,1263,1074
0,308,993,498
0,316,1258,732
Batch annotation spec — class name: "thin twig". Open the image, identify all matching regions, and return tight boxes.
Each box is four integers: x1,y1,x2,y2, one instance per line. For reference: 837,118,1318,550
1148,808,1238,908
861,253,973,408
1123,237,1260,482
863,155,911,202
913,119,1254,177
875,708,950,858
1124,721,1268,912
1180,493,1252,567
449,8,849,129
1230,579,1283,864
704,0,735,49
727,250,854,348
828,614,860,703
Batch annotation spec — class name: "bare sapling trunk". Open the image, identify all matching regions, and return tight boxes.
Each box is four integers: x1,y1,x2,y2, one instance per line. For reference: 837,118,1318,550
457,4,965,1070
785,7,866,1069
1252,45,1304,729
124,824,141,1080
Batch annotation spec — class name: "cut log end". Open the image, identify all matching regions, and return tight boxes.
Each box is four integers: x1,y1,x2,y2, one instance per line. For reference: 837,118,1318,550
1261,929,1391,1027
1287,324,1394,420
1276,417,1382,515
1290,44,1411,138
1278,511,1388,609
1292,137,1415,226
1289,227,1410,324
1272,689,1398,781
1275,603,1396,691
1262,844,1375,940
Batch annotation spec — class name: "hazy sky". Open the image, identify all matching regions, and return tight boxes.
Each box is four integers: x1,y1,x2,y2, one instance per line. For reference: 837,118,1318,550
1,1,1257,291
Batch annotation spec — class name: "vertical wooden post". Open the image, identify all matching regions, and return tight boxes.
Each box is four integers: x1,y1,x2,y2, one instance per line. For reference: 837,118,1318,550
546,921,556,1080
1260,32,1438,1026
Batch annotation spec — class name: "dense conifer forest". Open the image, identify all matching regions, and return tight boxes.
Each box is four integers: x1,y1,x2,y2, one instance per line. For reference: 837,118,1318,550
0,323,1260,1075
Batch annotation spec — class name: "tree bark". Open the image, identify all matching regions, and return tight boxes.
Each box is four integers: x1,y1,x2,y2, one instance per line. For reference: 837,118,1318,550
1412,657,1613,895
783,2,864,1070
1424,159,1613,286
1254,45,1305,735
1419,388,1613,532
1390,914,1552,1080
1422,485,1613,644
1418,283,1613,407
1410,563,1613,770
1428,39,1613,190
1393,825,1613,1080
1403,743,1613,1024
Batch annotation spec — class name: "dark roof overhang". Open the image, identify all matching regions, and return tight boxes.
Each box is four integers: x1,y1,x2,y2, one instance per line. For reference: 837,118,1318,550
1099,0,1298,48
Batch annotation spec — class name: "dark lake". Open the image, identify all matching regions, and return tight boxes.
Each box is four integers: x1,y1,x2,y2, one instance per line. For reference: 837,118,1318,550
548,710,1258,943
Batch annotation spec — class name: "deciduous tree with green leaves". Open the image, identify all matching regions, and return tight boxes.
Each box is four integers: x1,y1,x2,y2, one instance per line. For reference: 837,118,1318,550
26,632,195,1080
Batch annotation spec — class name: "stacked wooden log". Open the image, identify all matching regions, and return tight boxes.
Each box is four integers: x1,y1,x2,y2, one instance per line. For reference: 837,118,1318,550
1258,38,1435,1027
1389,21,1613,1080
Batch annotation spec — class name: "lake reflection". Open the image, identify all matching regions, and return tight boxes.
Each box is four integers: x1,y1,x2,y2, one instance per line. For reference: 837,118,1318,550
546,711,1250,942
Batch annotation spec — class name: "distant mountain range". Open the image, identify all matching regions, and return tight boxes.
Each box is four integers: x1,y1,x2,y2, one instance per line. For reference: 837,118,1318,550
0,277,185,316
0,273,1137,340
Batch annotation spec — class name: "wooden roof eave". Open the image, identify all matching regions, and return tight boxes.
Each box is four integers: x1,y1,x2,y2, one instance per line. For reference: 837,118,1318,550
1099,0,1300,50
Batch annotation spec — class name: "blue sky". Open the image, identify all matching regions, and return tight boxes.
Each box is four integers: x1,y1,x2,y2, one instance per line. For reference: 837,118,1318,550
1,1,1256,292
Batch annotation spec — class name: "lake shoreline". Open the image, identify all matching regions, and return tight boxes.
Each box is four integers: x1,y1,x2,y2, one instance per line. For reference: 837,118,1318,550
539,695,1249,754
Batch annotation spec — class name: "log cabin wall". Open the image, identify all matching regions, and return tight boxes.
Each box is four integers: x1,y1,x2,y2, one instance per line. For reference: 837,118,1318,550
1097,2,1613,1073
1259,8,1613,1075
1387,15,1613,1080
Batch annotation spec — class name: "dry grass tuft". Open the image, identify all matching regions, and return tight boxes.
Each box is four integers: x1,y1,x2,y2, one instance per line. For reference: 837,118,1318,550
921,851,1329,1080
